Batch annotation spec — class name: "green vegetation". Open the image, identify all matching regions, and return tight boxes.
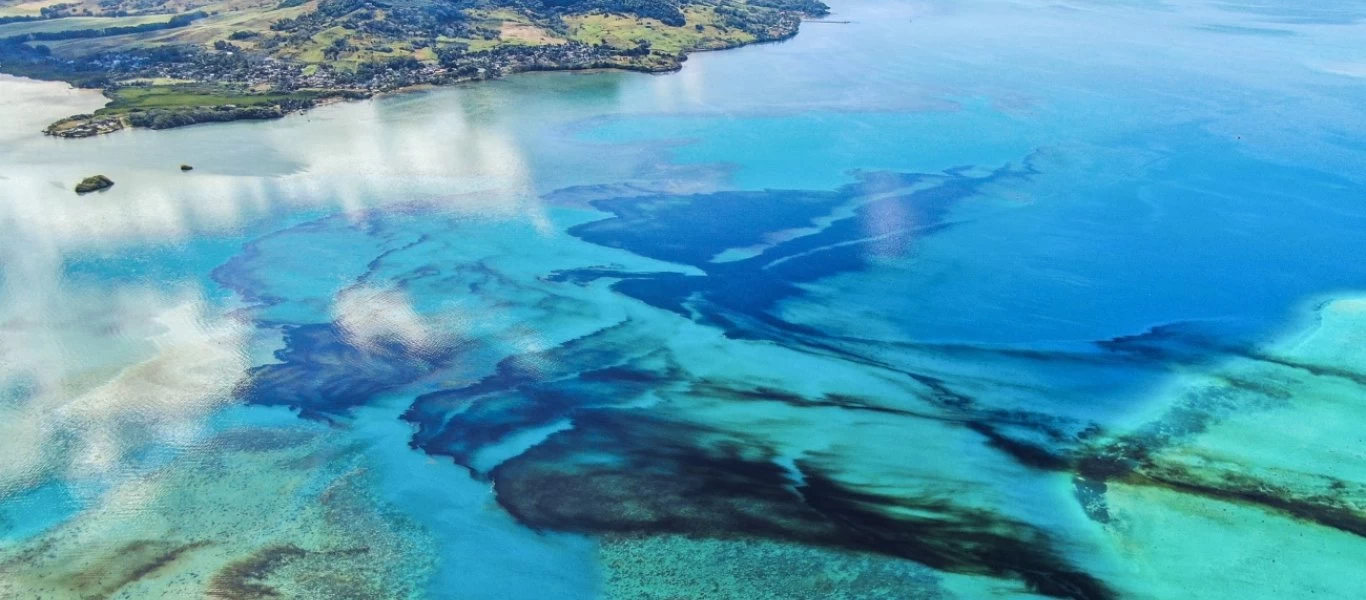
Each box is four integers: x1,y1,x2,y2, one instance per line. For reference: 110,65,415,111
0,14,172,36
74,174,113,194
0,0,828,136
567,7,756,54
0,11,203,42
99,84,324,113
45,83,359,136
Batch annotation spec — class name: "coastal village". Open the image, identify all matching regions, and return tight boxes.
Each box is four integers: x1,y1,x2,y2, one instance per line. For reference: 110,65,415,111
0,0,827,137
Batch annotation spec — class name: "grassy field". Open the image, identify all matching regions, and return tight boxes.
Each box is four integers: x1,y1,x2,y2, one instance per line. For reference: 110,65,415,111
467,8,563,48
31,5,309,57
0,0,249,17
0,14,173,36
95,84,323,115
566,8,757,55
0,0,68,17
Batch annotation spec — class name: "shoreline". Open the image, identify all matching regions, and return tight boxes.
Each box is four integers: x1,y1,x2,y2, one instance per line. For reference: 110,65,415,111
20,13,815,140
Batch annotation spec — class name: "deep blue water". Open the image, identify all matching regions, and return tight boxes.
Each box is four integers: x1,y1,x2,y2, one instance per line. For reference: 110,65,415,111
2,1,1365,598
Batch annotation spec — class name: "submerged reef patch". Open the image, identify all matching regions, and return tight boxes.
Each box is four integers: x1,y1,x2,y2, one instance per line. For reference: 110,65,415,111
1074,304,1366,538
598,534,948,600
0,423,435,599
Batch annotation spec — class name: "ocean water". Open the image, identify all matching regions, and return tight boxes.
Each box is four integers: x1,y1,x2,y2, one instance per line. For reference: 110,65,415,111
2,0,1365,598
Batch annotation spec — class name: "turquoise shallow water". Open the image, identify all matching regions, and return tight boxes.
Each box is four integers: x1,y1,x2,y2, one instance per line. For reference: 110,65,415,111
2,0,1366,598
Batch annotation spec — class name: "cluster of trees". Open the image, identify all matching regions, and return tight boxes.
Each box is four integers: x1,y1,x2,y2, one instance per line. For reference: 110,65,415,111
322,36,356,59
96,0,186,15
615,39,651,57
272,0,472,42
124,103,295,129
573,0,686,26
39,3,81,18
0,2,98,25
747,0,829,17
0,15,41,25
713,3,797,38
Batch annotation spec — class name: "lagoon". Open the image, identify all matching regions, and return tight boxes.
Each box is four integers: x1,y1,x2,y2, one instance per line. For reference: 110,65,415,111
1,1,1365,598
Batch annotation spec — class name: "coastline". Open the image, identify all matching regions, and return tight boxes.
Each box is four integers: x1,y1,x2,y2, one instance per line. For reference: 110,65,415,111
14,12,817,140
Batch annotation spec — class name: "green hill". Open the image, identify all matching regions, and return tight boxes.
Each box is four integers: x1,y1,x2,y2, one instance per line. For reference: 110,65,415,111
0,0,827,136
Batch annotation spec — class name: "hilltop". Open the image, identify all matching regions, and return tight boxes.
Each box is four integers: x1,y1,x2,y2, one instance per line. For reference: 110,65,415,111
0,0,828,136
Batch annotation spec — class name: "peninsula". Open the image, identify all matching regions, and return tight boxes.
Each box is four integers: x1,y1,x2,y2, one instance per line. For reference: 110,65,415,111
0,0,828,137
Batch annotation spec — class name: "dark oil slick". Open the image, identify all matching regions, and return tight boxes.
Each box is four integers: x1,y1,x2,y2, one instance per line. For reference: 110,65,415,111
3,0,1366,598
219,160,1366,598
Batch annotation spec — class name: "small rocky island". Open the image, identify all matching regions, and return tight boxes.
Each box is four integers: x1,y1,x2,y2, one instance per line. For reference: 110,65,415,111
74,175,114,194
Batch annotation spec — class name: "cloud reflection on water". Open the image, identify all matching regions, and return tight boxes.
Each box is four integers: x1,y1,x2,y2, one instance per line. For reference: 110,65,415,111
0,287,247,492
0,74,562,498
